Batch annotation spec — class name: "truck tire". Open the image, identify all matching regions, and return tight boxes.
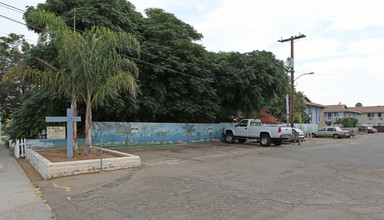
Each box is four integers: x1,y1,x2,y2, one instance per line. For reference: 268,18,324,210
238,138,247,143
224,133,235,143
260,134,271,147
272,139,283,146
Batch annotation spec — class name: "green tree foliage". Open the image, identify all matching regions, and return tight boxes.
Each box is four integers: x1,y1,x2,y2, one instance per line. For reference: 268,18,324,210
137,8,221,122
23,0,144,125
355,102,363,107
12,1,295,128
293,91,310,124
334,117,358,128
28,10,140,155
5,89,67,140
214,51,290,118
0,34,31,124
25,0,143,37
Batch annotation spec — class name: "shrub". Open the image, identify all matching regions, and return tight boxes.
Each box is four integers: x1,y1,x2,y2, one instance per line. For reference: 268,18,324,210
335,117,358,128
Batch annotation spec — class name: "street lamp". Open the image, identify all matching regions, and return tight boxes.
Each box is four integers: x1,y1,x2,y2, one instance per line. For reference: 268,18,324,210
295,72,314,82
288,72,315,128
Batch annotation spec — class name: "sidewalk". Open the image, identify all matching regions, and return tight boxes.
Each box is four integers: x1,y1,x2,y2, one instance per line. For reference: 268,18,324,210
0,142,53,219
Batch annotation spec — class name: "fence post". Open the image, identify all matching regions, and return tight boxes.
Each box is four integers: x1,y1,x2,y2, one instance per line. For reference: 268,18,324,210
20,139,26,158
14,140,20,158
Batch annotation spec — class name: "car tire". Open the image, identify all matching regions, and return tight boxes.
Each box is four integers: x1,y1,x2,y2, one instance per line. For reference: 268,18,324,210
272,139,282,146
238,138,247,143
224,133,235,143
312,133,317,138
333,134,339,139
260,134,272,147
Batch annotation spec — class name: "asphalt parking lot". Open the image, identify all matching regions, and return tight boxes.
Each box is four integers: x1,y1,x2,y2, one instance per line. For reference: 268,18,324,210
33,134,384,220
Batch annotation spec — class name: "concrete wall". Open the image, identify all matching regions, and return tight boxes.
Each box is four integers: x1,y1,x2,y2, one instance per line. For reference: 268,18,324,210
26,148,141,179
91,122,234,147
25,122,319,148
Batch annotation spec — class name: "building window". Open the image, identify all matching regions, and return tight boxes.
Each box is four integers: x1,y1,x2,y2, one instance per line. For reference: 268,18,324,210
327,112,332,120
379,113,382,117
368,113,375,117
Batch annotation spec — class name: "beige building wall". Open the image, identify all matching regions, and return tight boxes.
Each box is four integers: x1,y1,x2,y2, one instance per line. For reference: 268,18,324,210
357,113,384,126
319,108,325,127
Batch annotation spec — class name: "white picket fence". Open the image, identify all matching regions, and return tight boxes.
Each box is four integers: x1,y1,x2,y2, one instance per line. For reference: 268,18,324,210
11,139,27,158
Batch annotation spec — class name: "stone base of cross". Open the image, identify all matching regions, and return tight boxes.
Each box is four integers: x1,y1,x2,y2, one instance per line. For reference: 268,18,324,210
46,108,81,158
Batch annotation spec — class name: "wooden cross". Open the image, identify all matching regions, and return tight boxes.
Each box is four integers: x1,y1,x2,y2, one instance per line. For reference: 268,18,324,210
46,108,81,158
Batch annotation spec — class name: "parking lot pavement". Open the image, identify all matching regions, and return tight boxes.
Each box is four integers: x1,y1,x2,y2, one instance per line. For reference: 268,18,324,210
32,134,384,220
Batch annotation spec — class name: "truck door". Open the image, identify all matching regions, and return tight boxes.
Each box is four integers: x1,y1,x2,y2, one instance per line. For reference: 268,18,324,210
248,120,262,138
235,120,249,137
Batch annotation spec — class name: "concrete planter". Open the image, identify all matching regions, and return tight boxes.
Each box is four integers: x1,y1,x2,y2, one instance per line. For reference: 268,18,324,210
26,148,141,180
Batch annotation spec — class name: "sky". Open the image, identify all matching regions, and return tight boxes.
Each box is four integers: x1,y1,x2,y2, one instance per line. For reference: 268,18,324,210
1,0,383,107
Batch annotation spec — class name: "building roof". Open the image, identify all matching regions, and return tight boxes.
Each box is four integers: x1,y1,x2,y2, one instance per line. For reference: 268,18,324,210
324,104,361,113
304,101,327,108
350,106,384,113
304,96,327,108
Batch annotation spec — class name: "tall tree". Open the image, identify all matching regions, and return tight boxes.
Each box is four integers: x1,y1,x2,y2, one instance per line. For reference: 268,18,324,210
5,89,67,140
138,8,221,122
214,51,290,118
28,10,140,155
25,0,143,38
0,34,31,124
24,0,144,133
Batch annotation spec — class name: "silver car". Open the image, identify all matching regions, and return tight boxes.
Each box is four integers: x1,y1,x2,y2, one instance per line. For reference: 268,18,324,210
312,127,351,138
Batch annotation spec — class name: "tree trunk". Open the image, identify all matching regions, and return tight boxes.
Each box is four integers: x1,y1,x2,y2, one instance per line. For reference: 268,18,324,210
71,95,78,152
85,96,92,156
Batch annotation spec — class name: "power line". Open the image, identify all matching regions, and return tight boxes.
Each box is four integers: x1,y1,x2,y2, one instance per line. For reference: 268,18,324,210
121,54,205,80
0,2,24,13
0,2,198,69
0,14,26,26
0,11,206,81
0,30,38,43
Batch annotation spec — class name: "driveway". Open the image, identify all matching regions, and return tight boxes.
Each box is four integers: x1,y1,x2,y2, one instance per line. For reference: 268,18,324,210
34,134,384,219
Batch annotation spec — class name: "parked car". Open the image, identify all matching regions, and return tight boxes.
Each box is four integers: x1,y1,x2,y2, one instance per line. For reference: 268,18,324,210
362,126,378,133
312,127,351,138
223,119,293,146
289,128,305,143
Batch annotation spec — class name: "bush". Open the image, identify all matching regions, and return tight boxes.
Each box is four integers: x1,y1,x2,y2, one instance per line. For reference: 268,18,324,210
334,117,358,128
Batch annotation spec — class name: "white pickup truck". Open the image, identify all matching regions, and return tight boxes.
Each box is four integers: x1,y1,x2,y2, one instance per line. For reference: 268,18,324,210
223,119,293,146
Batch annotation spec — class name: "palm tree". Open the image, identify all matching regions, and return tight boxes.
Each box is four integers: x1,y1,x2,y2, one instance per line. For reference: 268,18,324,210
29,10,140,155
183,124,196,143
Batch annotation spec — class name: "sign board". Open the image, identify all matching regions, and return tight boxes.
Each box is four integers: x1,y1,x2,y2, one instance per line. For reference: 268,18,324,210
208,125,213,134
131,123,138,134
47,126,66,139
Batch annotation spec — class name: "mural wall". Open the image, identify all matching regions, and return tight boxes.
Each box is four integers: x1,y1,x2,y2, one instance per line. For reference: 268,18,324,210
25,122,318,148
91,122,234,147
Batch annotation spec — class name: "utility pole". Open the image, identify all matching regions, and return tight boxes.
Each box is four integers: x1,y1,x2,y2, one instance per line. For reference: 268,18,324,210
278,34,306,128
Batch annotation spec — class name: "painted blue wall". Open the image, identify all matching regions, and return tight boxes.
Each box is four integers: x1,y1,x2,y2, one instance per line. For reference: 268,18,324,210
91,122,234,146
26,122,319,148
